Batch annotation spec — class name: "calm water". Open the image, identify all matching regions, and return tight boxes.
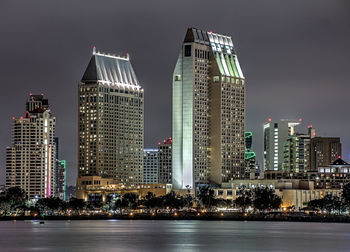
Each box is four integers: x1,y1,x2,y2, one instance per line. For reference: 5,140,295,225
0,220,349,251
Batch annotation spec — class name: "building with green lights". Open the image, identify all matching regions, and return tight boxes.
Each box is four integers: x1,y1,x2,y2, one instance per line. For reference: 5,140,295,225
283,133,310,173
263,119,301,171
172,28,246,189
57,160,67,200
245,132,256,176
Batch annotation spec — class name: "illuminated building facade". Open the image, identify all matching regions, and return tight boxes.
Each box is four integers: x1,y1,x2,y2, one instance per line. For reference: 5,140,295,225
172,28,246,189
283,133,311,173
6,94,56,199
56,160,67,200
263,119,301,171
310,137,341,170
78,49,144,186
158,138,172,184
245,132,256,170
54,137,66,200
143,149,158,184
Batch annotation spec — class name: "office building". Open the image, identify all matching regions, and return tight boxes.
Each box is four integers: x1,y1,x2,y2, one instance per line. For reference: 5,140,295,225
54,137,66,200
283,133,311,173
143,149,159,184
6,94,56,199
172,28,246,189
245,131,257,176
78,48,144,186
158,138,173,184
310,137,341,170
263,119,301,171
56,160,66,200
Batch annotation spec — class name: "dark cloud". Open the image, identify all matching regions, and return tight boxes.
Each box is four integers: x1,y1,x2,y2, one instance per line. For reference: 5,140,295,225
0,0,349,185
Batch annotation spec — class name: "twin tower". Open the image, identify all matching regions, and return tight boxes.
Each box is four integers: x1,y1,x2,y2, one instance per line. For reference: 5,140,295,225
78,28,246,190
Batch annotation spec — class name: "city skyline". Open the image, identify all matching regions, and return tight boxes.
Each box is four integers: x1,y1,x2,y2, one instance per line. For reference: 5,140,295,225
0,0,349,186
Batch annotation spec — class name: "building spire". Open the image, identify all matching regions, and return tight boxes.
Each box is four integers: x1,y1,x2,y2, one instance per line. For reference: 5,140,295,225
93,46,96,55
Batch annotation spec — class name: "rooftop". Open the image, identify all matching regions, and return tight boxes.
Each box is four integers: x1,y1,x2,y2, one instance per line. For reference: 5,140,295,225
81,48,141,89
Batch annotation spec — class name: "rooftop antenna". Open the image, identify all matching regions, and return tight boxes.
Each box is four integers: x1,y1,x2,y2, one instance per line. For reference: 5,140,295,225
93,46,96,55
126,53,130,60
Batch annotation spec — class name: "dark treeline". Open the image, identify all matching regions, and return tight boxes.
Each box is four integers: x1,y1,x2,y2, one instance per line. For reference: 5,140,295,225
1,184,350,217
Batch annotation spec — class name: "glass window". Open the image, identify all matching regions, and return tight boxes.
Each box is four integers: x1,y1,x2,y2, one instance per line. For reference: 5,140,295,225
184,45,191,57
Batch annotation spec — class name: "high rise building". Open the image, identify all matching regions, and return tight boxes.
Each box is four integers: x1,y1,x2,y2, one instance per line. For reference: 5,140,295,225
310,137,341,170
56,160,67,200
54,137,66,200
158,138,172,184
78,49,144,186
245,132,257,177
143,149,158,184
6,94,56,199
172,28,246,189
283,133,311,173
263,119,301,171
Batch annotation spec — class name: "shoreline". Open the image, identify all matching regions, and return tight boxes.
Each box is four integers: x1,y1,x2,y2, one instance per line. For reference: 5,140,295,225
2,213,350,223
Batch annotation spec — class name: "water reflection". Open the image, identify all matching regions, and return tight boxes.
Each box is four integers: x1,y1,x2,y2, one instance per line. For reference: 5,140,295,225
0,220,349,251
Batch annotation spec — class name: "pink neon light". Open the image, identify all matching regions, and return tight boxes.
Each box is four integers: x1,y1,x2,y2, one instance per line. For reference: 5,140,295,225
46,145,51,197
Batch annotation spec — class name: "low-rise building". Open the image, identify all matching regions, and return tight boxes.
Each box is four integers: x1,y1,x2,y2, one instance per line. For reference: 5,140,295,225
213,179,341,210
76,176,172,202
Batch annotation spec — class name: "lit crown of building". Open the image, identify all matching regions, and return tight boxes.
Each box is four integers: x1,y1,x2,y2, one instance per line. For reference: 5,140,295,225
185,27,245,78
81,47,141,89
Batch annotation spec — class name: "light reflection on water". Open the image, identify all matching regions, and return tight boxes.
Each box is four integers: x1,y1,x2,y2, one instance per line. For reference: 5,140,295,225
0,220,349,252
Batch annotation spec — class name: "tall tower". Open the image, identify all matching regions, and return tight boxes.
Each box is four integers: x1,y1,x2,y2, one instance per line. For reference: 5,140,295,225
158,137,173,184
143,149,158,184
6,94,56,199
172,28,246,189
263,119,301,171
78,49,144,186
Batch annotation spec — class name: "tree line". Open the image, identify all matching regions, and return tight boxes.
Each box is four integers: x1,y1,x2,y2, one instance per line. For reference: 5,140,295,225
1,184,349,216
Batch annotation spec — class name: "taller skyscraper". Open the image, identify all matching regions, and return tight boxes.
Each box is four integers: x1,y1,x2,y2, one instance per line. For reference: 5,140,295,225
172,28,246,189
6,94,56,199
78,49,144,186
263,119,301,171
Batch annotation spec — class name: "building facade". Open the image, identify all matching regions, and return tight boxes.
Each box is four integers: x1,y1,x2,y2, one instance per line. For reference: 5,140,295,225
78,49,144,186
54,137,66,200
56,160,66,200
245,131,257,178
263,119,301,171
76,176,172,202
283,133,311,173
158,138,172,184
143,149,159,184
310,137,341,170
6,94,56,199
172,28,246,189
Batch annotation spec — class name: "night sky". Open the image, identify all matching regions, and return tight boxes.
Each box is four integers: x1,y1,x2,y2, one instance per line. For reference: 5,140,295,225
0,0,349,186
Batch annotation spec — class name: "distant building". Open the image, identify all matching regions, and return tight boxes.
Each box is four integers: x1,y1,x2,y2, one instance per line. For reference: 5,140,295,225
78,49,144,186
215,179,341,210
66,185,76,201
56,160,67,200
172,28,246,189
54,137,66,200
283,132,311,173
143,149,158,184
310,136,341,170
263,119,301,171
264,157,350,190
6,94,56,199
158,138,172,184
245,132,258,179
76,176,172,202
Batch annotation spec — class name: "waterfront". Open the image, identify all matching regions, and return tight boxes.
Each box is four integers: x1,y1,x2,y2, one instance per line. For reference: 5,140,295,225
0,220,349,251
